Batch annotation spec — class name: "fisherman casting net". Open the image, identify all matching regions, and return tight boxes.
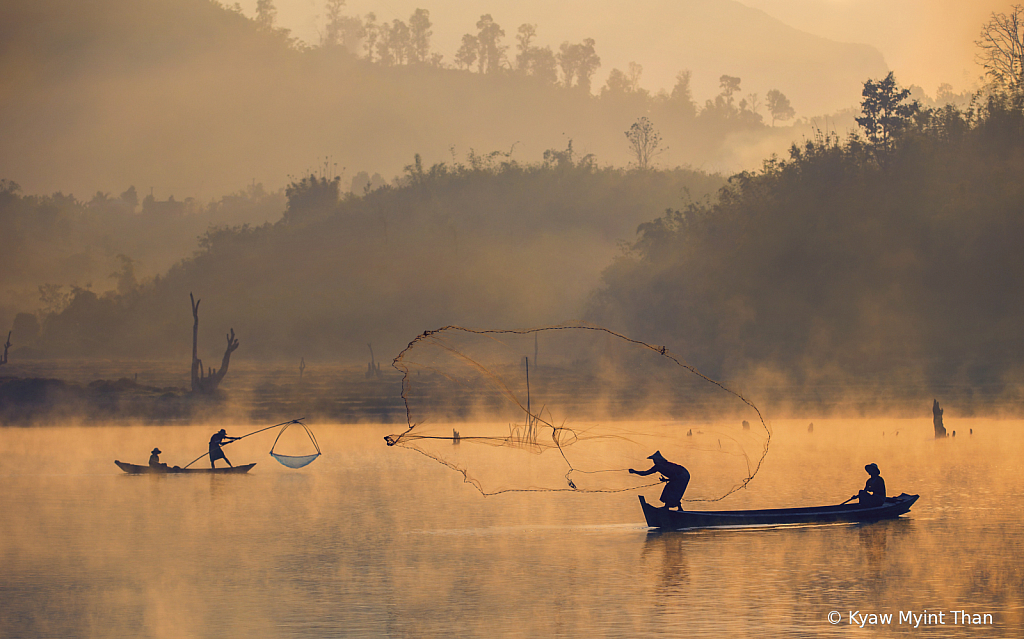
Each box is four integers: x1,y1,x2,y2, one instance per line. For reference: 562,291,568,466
384,324,771,500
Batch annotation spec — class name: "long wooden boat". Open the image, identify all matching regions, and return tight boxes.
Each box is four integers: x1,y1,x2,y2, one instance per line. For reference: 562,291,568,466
639,493,919,529
114,460,256,474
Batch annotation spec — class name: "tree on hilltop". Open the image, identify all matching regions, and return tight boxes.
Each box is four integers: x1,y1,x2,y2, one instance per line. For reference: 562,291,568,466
625,117,665,170
766,89,795,126
557,38,600,91
856,72,919,158
976,5,1024,93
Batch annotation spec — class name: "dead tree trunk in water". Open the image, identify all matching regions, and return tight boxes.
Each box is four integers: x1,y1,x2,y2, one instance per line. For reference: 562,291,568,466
190,293,240,394
0,331,10,365
366,343,381,379
932,399,947,438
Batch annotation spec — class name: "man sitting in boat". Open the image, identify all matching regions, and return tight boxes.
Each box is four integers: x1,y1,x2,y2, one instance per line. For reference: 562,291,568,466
209,429,241,468
855,463,886,507
629,451,691,510
148,447,168,470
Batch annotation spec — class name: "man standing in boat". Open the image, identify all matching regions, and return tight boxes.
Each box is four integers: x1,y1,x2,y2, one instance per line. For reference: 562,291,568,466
629,451,691,510
209,428,241,468
855,463,886,507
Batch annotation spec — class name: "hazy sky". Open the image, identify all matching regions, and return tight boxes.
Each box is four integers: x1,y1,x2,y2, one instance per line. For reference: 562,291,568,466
264,0,1012,96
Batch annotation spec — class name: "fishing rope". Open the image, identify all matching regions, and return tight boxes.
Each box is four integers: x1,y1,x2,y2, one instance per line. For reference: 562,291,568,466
385,323,771,501
182,419,306,468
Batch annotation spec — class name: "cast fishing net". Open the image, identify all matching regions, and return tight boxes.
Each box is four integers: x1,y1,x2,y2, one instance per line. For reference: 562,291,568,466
384,324,771,501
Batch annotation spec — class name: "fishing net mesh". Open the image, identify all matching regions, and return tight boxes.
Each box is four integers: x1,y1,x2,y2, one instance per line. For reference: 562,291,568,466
269,421,321,469
385,324,771,501
270,452,320,469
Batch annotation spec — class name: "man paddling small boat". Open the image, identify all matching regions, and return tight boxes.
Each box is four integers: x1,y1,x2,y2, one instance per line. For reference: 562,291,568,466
854,462,886,508
629,451,690,510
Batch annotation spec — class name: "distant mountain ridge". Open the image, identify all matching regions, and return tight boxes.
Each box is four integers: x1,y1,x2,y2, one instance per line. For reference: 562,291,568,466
327,0,889,111
1,0,885,197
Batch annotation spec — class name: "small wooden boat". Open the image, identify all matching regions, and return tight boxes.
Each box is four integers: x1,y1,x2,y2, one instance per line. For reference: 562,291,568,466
639,493,919,529
114,460,256,474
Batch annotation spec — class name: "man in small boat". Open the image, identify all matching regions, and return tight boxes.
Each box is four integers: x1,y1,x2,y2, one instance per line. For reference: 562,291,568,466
855,463,886,507
148,448,168,470
209,429,241,468
629,451,691,510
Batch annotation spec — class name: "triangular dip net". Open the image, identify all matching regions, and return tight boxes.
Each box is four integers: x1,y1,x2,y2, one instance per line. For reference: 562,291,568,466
269,421,321,469
270,452,320,469
384,324,771,500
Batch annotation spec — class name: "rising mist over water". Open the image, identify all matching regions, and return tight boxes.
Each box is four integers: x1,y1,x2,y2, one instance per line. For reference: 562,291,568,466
1,420,1020,637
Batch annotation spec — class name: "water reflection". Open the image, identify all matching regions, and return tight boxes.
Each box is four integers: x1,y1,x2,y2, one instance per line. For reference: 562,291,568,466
0,419,1021,637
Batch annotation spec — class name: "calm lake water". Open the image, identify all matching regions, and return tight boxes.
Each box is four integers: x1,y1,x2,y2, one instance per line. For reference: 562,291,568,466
1,418,1021,637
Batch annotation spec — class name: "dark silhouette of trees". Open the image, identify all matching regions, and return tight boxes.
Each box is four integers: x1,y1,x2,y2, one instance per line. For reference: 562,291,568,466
363,13,380,62
666,70,697,119
110,254,138,296
976,5,1024,92
409,8,433,64
473,14,507,73
454,15,510,73
719,75,742,106
591,86,1024,389
190,293,239,394
625,117,665,169
856,72,919,157
323,0,363,51
373,18,412,65
515,24,558,84
255,0,277,30
603,62,647,99
455,33,479,70
1,331,10,366
284,175,341,223
766,89,795,126
557,39,601,91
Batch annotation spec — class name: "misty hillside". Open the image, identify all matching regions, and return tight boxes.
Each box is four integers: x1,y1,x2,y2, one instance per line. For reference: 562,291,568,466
309,0,888,113
16,158,723,363
0,179,285,321
590,93,1024,391
1,0,879,198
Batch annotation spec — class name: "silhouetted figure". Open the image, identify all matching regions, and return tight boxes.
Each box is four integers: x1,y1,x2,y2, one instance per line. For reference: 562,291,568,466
855,463,886,508
209,429,240,468
807,422,814,433
630,451,691,510
148,447,167,470
933,399,947,438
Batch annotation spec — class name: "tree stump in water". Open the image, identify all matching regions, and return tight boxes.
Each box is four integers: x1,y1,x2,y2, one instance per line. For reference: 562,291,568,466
932,399,947,438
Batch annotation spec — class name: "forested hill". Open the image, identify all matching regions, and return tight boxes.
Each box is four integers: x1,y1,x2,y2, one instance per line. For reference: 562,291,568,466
589,92,1024,395
21,159,724,362
0,0,884,197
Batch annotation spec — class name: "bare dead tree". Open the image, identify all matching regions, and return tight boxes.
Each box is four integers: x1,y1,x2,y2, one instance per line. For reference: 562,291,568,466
0,331,10,366
977,5,1024,92
190,293,240,394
